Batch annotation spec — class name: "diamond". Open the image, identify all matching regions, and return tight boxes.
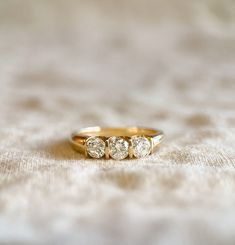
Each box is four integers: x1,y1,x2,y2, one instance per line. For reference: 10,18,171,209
131,136,151,158
86,137,105,159
108,137,129,160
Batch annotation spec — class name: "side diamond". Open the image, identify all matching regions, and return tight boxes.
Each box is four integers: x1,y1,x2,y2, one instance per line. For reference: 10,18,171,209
131,136,151,158
86,137,105,159
108,137,129,160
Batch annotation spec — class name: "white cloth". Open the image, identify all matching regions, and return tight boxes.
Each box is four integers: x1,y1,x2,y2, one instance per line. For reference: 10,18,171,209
0,0,235,244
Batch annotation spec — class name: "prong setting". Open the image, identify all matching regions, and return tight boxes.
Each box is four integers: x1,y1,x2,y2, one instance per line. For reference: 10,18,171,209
128,137,134,159
105,139,110,159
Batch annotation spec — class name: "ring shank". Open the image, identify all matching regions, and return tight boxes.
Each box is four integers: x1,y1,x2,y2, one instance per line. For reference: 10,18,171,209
70,127,164,155
74,126,162,137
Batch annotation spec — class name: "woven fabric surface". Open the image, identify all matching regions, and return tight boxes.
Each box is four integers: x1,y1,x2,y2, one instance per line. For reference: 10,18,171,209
0,0,235,244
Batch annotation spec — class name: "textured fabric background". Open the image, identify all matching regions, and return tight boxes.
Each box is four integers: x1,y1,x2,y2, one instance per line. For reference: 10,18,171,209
0,0,235,244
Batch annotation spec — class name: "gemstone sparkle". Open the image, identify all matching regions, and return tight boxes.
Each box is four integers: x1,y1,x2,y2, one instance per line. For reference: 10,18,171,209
108,136,129,160
131,136,151,158
86,137,105,159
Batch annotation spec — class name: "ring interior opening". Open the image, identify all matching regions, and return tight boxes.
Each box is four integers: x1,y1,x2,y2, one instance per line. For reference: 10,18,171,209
77,127,159,137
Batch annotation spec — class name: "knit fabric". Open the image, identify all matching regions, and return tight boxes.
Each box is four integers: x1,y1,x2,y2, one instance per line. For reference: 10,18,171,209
0,1,235,244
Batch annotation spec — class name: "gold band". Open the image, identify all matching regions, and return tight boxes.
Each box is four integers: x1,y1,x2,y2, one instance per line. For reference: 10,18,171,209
70,127,164,160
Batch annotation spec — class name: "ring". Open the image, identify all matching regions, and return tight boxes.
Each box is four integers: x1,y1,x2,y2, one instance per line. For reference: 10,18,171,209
70,127,164,160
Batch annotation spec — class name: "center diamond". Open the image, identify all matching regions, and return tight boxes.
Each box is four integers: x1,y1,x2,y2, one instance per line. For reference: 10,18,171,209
108,136,129,160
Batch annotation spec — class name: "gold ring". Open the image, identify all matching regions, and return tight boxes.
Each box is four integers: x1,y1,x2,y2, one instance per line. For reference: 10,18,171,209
70,127,164,160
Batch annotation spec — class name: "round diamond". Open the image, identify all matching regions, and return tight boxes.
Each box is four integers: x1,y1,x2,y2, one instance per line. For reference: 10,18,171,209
108,137,129,160
132,136,151,158
86,137,105,159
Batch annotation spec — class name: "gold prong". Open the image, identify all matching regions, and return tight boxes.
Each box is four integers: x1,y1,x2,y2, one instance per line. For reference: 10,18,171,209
105,138,110,159
84,144,88,158
128,137,134,159
149,137,154,155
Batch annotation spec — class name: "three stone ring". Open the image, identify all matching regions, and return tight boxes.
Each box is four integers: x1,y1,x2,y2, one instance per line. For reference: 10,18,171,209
70,127,164,160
